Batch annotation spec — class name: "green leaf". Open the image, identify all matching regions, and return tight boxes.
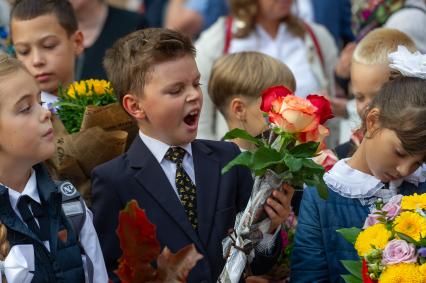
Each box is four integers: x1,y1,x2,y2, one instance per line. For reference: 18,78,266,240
221,151,253,174
341,260,362,279
337,227,361,244
341,274,362,283
252,147,282,171
284,155,303,172
396,232,418,245
302,159,325,173
222,128,261,146
316,177,329,199
289,141,320,158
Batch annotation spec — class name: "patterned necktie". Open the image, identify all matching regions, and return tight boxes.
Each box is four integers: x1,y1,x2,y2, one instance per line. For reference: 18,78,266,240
164,147,198,229
17,195,50,241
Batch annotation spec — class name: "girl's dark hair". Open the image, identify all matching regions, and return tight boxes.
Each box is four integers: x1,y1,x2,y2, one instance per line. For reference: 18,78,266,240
11,0,78,37
362,76,426,156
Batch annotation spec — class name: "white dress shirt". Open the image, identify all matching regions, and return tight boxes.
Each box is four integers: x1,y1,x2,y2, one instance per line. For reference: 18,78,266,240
139,131,196,199
229,23,320,98
41,91,58,110
6,170,108,283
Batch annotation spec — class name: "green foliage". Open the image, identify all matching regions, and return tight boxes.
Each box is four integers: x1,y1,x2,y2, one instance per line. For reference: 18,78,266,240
337,227,362,244
55,80,116,133
222,128,328,199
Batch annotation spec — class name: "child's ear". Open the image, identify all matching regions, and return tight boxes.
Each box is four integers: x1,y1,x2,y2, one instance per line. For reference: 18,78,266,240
365,107,380,137
123,93,145,120
72,30,84,56
230,97,247,121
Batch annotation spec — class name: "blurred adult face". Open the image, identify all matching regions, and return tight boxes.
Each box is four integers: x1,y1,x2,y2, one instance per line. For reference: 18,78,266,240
257,0,293,21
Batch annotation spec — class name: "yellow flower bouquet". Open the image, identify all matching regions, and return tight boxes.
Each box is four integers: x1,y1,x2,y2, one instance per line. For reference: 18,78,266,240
47,80,137,204
338,193,426,283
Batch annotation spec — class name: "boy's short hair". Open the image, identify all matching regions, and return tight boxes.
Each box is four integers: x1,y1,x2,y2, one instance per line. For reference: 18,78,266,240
208,51,296,118
353,28,416,65
10,0,78,36
103,28,196,106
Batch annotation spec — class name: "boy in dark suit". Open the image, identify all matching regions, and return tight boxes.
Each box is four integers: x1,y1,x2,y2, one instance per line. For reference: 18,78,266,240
91,28,293,283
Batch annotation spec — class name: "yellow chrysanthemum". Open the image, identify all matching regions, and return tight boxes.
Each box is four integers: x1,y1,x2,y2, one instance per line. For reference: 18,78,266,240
379,263,425,283
67,79,113,98
355,224,391,257
394,211,426,241
419,264,426,276
401,193,426,211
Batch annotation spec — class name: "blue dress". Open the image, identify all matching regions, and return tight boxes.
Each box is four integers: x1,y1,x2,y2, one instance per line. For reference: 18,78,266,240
290,160,426,283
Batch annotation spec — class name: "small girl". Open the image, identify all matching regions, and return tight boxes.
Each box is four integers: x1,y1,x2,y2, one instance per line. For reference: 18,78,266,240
290,47,426,283
0,54,107,282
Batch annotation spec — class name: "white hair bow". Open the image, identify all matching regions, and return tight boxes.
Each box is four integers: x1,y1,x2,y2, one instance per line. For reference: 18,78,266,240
388,45,426,79
0,245,34,283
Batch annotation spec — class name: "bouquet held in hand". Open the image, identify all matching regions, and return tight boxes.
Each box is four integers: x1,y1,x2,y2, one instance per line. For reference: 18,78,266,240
48,79,137,204
219,86,333,282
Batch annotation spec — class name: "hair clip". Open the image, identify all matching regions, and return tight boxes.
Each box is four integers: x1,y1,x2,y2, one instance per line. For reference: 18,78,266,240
388,45,426,80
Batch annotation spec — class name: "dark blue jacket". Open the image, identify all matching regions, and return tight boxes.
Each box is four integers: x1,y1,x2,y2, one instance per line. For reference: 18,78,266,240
290,181,426,283
0,164,85,283
92,137,280,283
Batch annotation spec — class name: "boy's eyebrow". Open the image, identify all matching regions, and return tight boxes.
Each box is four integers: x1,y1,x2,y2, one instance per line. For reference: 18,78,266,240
14,34,58,45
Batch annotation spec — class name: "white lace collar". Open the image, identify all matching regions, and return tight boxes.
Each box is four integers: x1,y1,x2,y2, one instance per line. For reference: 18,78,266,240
324,159,385,199
324,159,426,199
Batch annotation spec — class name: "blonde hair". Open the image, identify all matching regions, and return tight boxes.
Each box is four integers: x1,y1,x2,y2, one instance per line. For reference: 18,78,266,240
0,222,10,282
228,0,305,38
353,28,417,65
208,51,296,117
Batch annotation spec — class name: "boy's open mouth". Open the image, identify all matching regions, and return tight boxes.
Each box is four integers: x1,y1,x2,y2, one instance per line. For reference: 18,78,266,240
184,110,199,126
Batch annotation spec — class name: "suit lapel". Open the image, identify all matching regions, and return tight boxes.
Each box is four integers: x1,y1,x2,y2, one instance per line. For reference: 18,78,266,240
127,138,204,251
192,140,220,247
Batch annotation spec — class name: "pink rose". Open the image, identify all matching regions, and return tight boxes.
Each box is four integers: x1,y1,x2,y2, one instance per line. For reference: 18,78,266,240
260,85,293,112
363,212,381,229
382,239,418,265
382,195,402,220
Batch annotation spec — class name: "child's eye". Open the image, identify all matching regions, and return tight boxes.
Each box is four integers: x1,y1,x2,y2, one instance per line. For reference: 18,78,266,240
44,44,56,50
15,49,29,56
19,105,31,113
169,87,182,95
395,149,405,157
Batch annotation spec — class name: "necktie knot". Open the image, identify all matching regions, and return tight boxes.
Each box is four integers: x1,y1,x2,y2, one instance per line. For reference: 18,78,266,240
165,147,186,164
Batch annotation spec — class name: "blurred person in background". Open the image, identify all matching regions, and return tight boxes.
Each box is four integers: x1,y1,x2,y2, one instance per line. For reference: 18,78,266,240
71,0,148,80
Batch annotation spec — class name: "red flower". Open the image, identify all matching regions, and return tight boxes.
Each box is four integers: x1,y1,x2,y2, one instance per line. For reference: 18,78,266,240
306,94,334,124
362,259,378,283
260,85,293,112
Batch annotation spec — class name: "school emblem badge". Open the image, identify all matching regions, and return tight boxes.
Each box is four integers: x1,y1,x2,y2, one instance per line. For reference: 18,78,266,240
59,181,76,197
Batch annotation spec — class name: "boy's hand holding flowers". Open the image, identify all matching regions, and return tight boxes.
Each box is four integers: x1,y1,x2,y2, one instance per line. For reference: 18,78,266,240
266,184,295,234
219,85,334,283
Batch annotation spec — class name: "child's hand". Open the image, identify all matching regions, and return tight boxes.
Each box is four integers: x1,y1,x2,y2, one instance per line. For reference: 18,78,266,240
264,184,294,234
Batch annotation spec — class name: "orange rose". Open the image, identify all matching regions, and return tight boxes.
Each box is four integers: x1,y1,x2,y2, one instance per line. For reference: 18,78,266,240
298,124,330,150
269,95,319,133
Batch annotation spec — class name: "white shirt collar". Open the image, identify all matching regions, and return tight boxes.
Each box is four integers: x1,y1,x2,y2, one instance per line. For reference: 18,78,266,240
325,159,426,199
138,131,193,163
41,91,58,110
324,159,385,198
7,170,41,210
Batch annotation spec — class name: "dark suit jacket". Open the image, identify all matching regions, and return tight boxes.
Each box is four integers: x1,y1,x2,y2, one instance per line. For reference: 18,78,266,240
91,137,279,282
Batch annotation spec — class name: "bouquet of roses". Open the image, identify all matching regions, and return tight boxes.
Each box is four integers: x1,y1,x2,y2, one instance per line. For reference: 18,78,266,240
218,86,334,283
112,200,203,283
47,80,137,204
338,193,426,283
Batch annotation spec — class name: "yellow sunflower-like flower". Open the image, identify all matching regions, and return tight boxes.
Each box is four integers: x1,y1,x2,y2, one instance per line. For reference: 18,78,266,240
394,211,426,241
419,264,426,276
67,79,113,98
355,224,391,257
378,263,425,283
401,193,426,211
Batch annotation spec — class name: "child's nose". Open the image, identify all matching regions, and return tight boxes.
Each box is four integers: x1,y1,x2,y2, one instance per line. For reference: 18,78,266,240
32,50,45,67
41,107,52,121
187,87,202,102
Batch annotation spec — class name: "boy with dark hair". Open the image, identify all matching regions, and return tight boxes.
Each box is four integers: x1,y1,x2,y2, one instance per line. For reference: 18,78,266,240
10,0,84,108
92,28,293,283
